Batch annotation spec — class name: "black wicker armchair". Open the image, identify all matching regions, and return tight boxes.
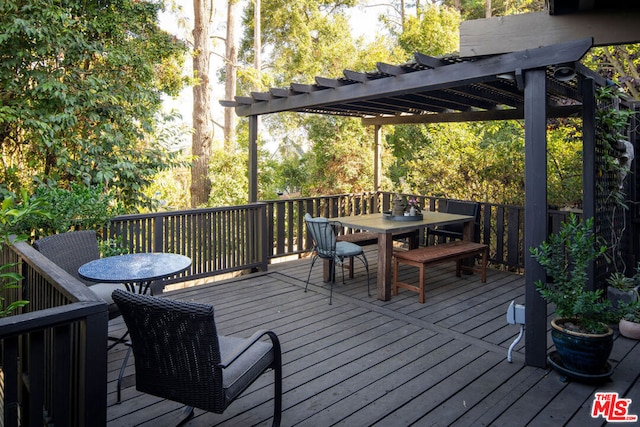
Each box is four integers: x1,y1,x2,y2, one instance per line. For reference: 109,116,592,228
112,289,283,426
33,230,127,322
427,200,481,242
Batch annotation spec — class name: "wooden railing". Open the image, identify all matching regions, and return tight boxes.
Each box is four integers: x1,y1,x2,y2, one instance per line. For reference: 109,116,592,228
0,240,108,427
107,192,571,277
107,203,268,284
265,192,572,271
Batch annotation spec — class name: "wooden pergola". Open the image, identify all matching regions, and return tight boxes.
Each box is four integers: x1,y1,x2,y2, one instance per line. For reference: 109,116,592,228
221,37,607,368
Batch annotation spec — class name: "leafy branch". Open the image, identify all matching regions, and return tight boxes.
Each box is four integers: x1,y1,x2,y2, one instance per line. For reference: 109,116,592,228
0,191,49,317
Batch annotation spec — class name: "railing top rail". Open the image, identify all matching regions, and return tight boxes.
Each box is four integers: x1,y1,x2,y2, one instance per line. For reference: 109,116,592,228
10,240,102,304
112,202,268,221
264,192,378,202
0,301,106,339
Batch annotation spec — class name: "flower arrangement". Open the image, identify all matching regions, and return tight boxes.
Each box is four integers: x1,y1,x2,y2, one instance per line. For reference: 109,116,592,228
406,197,421,214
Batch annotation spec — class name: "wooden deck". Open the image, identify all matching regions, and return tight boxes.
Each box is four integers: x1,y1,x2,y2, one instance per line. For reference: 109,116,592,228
106,248,640,426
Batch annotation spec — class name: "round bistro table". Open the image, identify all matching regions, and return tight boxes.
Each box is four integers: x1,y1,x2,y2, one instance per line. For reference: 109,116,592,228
78,252,192,295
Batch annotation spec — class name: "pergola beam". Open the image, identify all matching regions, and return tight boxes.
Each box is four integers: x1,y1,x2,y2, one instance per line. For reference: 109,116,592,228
232,38,592,117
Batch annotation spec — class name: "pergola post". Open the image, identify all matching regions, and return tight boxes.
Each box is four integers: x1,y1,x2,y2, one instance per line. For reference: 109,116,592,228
374,125,382,192
582,77,597,290
524,68,548,368
248,115,259,203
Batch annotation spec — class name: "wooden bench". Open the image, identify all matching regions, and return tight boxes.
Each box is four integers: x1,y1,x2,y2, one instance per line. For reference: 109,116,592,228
393,240,489,303
336,230,420,278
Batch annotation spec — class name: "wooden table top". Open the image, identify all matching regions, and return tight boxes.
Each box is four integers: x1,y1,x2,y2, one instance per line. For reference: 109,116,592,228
336,212,474,233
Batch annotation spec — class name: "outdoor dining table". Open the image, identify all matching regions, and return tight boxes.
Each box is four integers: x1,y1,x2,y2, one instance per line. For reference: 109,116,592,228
337,212,476,301
78,252,192,295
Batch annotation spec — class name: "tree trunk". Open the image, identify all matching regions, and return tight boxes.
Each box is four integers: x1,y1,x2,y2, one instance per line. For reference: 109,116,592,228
254,0,261,78
191,0,213,207
486,0,492,18
224,0,238,149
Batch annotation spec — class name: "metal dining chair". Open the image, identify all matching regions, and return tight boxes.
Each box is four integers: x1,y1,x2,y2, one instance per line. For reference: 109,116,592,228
112,289,282,426
304,213,370,304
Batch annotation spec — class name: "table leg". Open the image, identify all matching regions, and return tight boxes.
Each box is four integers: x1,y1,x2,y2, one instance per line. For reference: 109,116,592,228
462,220,474,241
408,229,420,249
323,259,332,282
377,232,393,301
461,220,475,272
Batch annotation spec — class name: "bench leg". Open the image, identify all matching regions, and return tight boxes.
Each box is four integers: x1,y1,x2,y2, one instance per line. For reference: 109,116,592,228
393,257,399,296
419,263,425,304
481,249,487,283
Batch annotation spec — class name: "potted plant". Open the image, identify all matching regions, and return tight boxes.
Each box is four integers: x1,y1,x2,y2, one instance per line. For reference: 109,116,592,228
607,270,640,310
530,214,617,375
617,300,640,340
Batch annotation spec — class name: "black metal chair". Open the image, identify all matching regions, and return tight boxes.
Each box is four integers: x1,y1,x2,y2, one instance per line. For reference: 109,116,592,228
112,289,282,426
304,213,370,304
428,200,480,242
33,230,127,325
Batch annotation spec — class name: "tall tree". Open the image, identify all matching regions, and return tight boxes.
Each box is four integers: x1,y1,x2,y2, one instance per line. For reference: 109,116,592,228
224,0,239,148
587,45,640,99
191,0,213,207
0,0,187,210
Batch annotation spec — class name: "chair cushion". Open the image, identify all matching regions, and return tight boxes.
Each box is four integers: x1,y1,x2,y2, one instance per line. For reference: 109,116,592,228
91,282,129,304
336,241,363,257
90,282,128,316
219,335,274,403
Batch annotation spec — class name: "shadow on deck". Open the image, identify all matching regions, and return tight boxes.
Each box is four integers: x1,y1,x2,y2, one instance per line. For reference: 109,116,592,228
106,248,640,426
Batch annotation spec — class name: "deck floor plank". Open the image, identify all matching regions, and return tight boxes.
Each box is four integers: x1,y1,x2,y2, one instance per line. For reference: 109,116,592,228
106,252,640,426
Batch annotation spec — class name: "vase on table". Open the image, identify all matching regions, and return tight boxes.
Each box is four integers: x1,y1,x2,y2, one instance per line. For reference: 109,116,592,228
392,195,404,216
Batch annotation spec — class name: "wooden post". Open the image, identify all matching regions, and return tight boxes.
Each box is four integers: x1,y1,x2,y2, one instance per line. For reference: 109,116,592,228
248,115,258,203
374,125,382,192
582,77,597,291
524,68,548,368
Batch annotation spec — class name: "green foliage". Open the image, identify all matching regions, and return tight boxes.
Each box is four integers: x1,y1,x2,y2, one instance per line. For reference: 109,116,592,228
303,116,374,195
618,300,640,323
397,6,460,56
99,236,130,258
18,184,124,239
0,0,188,211
208,149,250,207
387,121,527,205
0,192,48,316
530,215,614,334
439,0,545,20
606,271,639,292
546,120,583,208
594,85,636,273
239,0,357,87
585,44,640,99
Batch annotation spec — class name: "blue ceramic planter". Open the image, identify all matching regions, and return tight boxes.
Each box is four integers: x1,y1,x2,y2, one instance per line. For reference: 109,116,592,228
551,318,613,375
